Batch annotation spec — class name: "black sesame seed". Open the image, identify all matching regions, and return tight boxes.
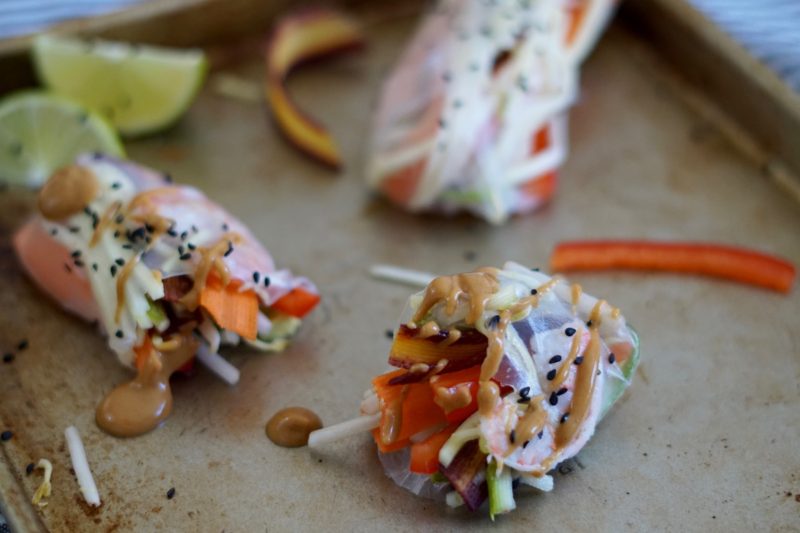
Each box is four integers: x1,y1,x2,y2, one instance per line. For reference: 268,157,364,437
191,225,198,233
91,215,99,229
522,440,530,449
115,330,123,338
549,392,559,406
486,315,501,329
557,387,568,396
519,386,530,398
50,228,58,236
92,263,98,271
163,173,173,183
167,228,178,237
130,227,146,240
223,242,234,257
177,245,184,255
180,231,188,240
548,355,562,364
537,430,544,439
509,430,516,444
3,353,14,363
385,329,394,339
252,272,260,283
145,223,155,233
546,369,556,381
263,276,270,287
586,320,593,328
0,431,12,441
115,258,125,266
111,182,122,190
16,340,28,351
187,243,196,251
83,206,92,216
574,356,584,366
608,353,616,364
565,327,576,337
26,462,34,475
110,265,117,276
71,250,82,258
113,230,121,238
68,226,80,233
221,223,229,231
121,244,133,250
530,288,538,295
73,259,84,267
560,413,569,424
179,253,192,261
166,487,176,499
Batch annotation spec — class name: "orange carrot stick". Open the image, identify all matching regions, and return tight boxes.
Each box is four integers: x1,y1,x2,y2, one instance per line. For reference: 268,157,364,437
409,424,459,474
551,240,796,294
199,275,259,339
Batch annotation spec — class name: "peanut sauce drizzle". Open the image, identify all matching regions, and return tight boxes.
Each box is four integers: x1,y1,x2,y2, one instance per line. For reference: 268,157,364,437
434,383,473,414
419,321,441,338
96,334,197,437
555,327,601,448
549,328,583,390
115,253,141,323
380,385,410,444
179,232,243,309
570,283,582,314
90,201,122,247
442,328,462,346
505,395,547,457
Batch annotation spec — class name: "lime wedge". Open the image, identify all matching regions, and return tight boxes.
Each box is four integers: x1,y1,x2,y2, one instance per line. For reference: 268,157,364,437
0,91,124,187
33,35,207,137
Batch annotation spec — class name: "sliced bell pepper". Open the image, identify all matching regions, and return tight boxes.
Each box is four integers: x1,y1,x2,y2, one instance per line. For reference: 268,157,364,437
409,424,459,474
429,365,481,424
266,8,364,169
271,287,320,318
551,240,796,294
371,369,447,453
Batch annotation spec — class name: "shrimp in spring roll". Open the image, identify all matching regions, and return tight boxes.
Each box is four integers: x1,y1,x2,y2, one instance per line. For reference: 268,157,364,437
311,263,638,517
14,155,319,437
367,0,614,224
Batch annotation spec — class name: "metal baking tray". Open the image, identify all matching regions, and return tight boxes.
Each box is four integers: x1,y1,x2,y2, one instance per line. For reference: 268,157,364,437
1,2,798,531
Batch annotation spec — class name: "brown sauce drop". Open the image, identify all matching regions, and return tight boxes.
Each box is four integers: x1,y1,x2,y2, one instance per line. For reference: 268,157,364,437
266,407,323,448
96,336,197,437
433,383,473,414
38,165,99,220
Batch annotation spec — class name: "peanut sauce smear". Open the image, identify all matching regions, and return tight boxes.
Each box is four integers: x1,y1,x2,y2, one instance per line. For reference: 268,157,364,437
15,155,319,437
368,262,639,501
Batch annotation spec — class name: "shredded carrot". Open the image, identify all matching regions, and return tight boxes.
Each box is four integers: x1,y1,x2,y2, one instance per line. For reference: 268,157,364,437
409,424,459,474
271,287,320,318
551,240,796,294
199,274,259,339
371,369,447,453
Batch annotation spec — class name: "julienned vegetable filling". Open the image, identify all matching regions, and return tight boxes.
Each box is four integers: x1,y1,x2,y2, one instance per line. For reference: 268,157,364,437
13,154,319,437
363,263,639,518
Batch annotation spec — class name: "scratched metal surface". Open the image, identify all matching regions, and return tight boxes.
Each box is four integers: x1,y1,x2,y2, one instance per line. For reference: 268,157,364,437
1,13,799,533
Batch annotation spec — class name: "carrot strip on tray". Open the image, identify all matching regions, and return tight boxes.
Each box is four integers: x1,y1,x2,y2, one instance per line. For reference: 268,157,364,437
550,240,795,294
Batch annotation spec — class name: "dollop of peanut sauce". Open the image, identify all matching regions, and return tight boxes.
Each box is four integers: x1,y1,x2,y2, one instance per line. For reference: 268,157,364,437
266,407,323,447
382,267,607,469
96,336,198,437
37,165,99,220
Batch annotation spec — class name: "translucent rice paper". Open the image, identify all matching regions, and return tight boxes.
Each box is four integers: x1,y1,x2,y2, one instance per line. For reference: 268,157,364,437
366,0,615,224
